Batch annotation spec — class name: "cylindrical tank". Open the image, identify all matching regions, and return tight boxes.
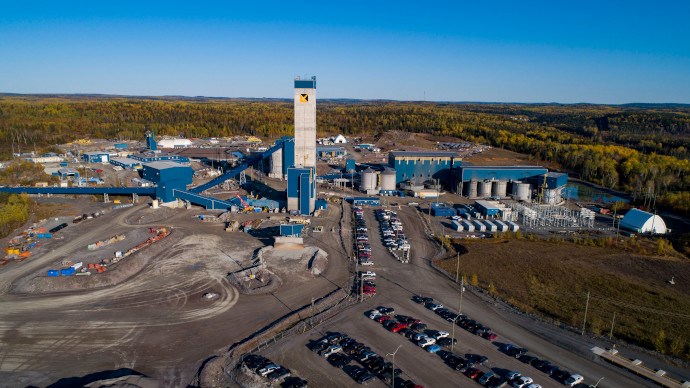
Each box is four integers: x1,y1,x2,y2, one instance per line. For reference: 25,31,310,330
361,168,377,191
492,180,508,198
152,199,159,209
478,181,492,198
513,182,531,201
463,180,478,198
380,169,397,191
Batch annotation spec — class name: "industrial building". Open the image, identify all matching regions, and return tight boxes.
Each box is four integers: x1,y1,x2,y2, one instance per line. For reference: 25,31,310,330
57,168,79,180
81,151,111,163
619,209,667,234
388,151,461,186
110,157,143,169
141,162,194,203
453,166,569,201
130,152,190,164
316,146,346,159
145,131,157,151
157,138,192,148
287,76,317,215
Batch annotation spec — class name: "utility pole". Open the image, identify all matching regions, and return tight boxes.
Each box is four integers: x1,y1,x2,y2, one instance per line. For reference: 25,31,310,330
310,297,315,327
609,311,616,340
386,345,402,388
581,291,590,336
451,276,464,352
455,252,460,284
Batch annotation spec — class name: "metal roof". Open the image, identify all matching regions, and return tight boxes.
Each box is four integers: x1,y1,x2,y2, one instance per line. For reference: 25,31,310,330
143,161,186,170
389,151,458,158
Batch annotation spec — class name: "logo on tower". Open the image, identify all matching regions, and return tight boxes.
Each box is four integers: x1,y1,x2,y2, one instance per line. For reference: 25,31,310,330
299,94,309,103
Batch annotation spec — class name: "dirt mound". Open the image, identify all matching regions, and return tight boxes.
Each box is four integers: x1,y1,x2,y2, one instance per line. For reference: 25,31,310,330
125,207,177,225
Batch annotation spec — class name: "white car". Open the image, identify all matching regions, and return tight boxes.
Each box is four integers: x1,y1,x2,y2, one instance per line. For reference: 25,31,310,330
427,303,444,311
432,330,450,339
360,260,374,266
417,336,436,347
511,377,533,388
319,345,342,358
564,374,583,386
525,385,541,388
258,363,280,376
505,371,521,381
360,271,376,278
368,310,382,320
412,332,427,342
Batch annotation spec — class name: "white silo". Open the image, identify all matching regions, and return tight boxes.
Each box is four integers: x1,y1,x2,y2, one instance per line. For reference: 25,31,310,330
463,180,478,198
492,180,508,198
361,167,377,192
478,181,492,198
512,182,531,201
380,168,397,191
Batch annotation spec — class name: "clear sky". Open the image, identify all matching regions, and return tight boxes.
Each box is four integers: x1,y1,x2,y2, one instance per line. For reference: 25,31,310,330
1,1,689,103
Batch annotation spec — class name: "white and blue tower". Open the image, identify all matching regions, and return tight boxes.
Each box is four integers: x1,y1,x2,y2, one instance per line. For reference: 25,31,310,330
287,76,317,215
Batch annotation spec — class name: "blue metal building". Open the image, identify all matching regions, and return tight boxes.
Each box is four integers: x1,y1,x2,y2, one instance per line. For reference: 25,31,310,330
455,165,548,182
345,158,356,172
474,200,501,217
57,168,79,180
142,161,194,202
430,203,456,217
114,143,128,150
287,167,316,216
110,157,143,169
349,197,381,206
316,146,346,159
82,152,110,163
526,171,568,189
145,131,157,151
280,136,295,176
388,151,461,186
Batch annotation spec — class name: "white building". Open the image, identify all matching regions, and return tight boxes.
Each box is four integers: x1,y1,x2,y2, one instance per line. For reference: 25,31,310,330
619,208,667,234
332,134,347,144
158,138,192,148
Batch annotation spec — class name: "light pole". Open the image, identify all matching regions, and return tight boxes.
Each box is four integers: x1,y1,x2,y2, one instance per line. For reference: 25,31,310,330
386,344,402,388
451,276,465,352
592,377,604,388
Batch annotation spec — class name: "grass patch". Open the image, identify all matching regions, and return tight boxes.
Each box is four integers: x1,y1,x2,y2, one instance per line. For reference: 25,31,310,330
437,238,690,360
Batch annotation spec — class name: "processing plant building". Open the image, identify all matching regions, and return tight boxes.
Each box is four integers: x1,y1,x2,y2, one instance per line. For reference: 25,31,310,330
388,151,461,186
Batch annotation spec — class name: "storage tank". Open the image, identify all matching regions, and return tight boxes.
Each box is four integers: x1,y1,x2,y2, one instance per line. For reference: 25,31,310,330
380,168,397,191
361,168,377,192
463,180,478,198
492,180,508,198
478,181,492,198
512,182,531,201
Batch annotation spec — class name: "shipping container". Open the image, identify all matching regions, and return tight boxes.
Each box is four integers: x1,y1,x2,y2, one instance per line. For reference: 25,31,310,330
47,270,59,277
60,267,76,276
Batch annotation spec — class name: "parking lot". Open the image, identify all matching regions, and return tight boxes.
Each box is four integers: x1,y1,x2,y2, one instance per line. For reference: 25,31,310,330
257,206,649,388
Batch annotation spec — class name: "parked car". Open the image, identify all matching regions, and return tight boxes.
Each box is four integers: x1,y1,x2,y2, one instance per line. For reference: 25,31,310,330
479,371,496,385
258,363,280,376
376,315,392,323
518,354,538,364
436,337,457,347
281,377,308,387
411,322,427,331
425,302,444,311
504,371,521,381
319,345,342,357
377,306,395,314
417,336,436,347
368,310,382,320
267,367,291,381
482,331,498,341
466,354,488,364
425,344,442,353
511,376,533,388
430,330,450,339
328,353,352,368
465,368,482,379
564,374,584,386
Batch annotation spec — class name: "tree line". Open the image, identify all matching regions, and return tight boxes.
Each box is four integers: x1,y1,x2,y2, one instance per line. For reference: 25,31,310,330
0,96,688,213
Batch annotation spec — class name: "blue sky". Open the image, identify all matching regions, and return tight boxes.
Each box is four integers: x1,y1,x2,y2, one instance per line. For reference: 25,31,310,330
1,1,689,103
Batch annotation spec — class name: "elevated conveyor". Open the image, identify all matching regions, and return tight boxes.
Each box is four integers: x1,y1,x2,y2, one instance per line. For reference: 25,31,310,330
0,186,156,196
189,139,287,193
172,190,234,210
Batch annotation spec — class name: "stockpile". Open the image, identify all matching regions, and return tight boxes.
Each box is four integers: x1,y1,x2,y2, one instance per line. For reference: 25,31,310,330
87,234,126,250
2,225,57,265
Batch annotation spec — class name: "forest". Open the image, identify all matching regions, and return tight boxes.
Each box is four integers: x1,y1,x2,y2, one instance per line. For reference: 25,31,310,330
0,95,689,213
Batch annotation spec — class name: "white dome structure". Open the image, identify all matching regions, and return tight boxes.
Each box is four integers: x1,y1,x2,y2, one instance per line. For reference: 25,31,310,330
158,138,192,148
619,208,667,234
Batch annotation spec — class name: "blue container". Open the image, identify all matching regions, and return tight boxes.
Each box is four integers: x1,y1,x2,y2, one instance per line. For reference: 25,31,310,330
280,224,304,236
60,268,76,276
47,270,59,277
60,162,68,167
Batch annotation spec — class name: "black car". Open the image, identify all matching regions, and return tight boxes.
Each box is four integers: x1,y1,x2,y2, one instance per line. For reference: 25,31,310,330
268,367,291,381
244,354,269,370
531,358,549,369
551,368,571,382
466,354,488,364
519,354,538,364
378,306,395,314
404,330,418,339
486,377,508,388
281,377,308,388
328,353,352,368
411,323,427,331
436,337,458,347
357,371,376,384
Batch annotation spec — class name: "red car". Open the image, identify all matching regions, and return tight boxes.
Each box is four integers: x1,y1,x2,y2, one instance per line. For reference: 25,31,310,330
465,368,482,379
376,315,391,323
390,323,406,333
482,332,498,341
